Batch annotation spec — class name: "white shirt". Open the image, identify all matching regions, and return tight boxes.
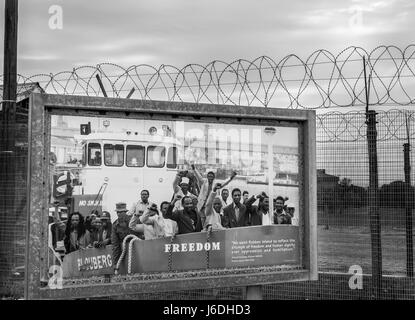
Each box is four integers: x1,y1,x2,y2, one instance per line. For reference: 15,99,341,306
140,211,178,238
128,200,154,216
220,197,230,208
203,191,225,231
233,203,241,221
197,179,214,211
261,212,273,225
160,218,179,237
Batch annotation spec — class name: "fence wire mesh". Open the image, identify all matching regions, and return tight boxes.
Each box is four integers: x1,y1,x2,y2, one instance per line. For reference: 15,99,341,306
0,98,28,298
3,105,415,299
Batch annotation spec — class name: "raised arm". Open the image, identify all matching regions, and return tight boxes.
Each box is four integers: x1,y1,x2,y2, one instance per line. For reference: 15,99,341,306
205,183,221,217
127,202,136,216
191,164,204,188
245,195,257,209
205,191,217,217
172,173,182,193
140,209,156,225
219,171,237,189
129,213,144,233
166,194,182,221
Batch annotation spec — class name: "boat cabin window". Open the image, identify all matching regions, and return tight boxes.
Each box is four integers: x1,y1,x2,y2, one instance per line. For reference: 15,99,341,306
167,146,178,169
147,145,166,168
104,144,124,167
88,143,102,166
126,145,145,167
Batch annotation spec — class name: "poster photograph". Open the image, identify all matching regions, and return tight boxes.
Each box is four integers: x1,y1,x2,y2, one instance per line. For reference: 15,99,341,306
49,114,301,278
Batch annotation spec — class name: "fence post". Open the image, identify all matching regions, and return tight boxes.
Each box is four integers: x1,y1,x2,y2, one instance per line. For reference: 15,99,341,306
1,0,18,294
403,142,414,278
364,55,382,299
366,110,382,298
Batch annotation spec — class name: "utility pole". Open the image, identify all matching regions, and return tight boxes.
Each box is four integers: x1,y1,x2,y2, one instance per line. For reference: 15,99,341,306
0,0,18,291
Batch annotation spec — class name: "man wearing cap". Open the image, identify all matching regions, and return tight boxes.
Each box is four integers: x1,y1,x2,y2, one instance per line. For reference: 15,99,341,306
172,171,197,211
111,203,134,264
128,189,155,219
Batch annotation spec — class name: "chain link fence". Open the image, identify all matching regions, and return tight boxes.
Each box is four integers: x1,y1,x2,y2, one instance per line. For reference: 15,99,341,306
3,105,414,299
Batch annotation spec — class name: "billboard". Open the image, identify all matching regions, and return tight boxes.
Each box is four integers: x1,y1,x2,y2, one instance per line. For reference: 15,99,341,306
26,93,316,299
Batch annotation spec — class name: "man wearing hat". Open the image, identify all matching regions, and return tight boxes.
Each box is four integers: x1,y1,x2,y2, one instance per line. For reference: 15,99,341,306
111,202,134,264
172,171,197,211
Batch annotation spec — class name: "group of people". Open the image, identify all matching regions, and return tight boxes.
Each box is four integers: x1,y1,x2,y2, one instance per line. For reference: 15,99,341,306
49,166,295,266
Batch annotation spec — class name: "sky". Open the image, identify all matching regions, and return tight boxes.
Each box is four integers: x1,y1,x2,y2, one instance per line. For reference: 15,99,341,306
0,0,414,76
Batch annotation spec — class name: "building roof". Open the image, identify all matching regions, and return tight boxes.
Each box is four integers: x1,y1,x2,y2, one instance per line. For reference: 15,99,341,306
317,169,340,182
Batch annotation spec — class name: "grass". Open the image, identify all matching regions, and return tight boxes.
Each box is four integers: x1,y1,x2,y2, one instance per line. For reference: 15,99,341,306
318,206,414,276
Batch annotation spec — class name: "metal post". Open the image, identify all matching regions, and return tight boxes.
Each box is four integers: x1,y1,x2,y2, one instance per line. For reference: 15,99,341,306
264,127,276,223
96,74,108,97
367,110,382,298
364,56,382,299
403,142,414,277
1,0,18,291
267,142,274,222
1,0,18,205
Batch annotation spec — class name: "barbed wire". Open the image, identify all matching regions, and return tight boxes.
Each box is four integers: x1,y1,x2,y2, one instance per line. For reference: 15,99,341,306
316,109,415,143
1,45,415,109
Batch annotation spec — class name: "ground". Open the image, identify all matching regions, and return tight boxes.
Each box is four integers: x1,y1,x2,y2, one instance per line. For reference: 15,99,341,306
318,206,414,276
